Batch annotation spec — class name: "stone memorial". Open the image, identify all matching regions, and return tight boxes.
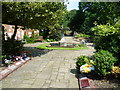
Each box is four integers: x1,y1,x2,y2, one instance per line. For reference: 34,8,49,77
59,34,67,47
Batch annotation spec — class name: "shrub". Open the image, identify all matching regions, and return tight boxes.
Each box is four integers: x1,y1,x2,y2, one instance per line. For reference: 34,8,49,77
92,50,117,77
92,24,120,65
74,33,90,39
49,30,62,41
94,35,120,65
24,35,35,43
45,39,56,42
76,56,91,71
2,39,23,55
111,66,120,79
75,44,85,47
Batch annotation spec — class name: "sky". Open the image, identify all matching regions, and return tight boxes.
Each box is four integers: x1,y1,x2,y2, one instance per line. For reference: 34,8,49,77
67,0,80,11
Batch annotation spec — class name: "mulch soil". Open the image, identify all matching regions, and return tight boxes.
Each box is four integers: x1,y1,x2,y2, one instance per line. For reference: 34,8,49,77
88,72,120,88
77,71,120,88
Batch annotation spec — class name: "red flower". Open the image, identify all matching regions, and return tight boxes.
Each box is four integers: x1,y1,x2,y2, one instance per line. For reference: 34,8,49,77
22,51,26,53
28,51,30,54
22,51,24,53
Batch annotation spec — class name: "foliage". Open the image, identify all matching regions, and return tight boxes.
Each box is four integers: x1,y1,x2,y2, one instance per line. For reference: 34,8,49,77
111,66,120,79
23,35,35,43
94,35,120,63
2,39,23,55
92,24,120,65
59,9,84,35
60,9,77,29
59,10,70,29
91,24,118,36
76,56,91,71
49,30,62,41
68,10,84,35
74,33,90,38
2,2,66,39
77,2,120,34
75,44,85,47
92,50,117,77
45,39,56,42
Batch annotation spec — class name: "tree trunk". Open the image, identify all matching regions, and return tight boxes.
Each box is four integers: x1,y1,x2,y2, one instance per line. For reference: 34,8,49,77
43,29,50,39
2,26,5,41
11,24,18,40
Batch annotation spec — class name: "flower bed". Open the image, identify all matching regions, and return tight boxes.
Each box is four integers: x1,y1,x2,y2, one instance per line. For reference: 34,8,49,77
76,50,120,88
2,50,31,67
0,50,32,80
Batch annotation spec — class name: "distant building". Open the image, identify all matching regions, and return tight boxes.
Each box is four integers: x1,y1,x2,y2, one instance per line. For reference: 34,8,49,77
2,24,39,40
24,29,39,37
2,24,24,40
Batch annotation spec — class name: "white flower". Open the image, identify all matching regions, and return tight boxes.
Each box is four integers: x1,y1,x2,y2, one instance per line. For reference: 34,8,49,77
89,65,95,71
5,59,11,64
16,58,19,60
80,63,95,73
90,60,94,64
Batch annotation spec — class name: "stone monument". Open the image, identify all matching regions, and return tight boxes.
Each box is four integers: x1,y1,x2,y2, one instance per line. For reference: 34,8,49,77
59,34,67,46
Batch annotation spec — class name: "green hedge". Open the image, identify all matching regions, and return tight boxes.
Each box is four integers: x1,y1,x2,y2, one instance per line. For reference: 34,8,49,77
94,35,120,65
93,50,117,77
24,35,35,43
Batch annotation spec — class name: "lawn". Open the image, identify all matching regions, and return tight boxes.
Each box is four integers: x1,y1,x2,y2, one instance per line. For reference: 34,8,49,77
36,43,88,50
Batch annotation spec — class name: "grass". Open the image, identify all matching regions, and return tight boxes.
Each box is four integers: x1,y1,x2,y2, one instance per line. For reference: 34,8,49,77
36,43,88,50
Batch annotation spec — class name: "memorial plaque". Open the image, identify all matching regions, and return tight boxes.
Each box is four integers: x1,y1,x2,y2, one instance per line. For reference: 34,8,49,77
1,69,10,75
15,62,21,65
8,65,17,70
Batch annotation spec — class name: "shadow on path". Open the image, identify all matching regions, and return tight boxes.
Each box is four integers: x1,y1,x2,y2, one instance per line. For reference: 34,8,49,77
87,44,94,47
23,47,53,57
70,68,79,79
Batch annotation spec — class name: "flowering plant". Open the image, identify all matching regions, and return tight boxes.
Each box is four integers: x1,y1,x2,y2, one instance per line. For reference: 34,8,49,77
76,56,95,74
80,63,95,73
4,59,11,64
111,66,120,78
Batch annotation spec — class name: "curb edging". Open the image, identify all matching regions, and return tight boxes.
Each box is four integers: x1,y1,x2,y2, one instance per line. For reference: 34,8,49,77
0,59,30,81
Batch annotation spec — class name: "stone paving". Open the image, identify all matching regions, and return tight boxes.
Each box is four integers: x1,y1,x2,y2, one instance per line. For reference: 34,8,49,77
1,42,95,88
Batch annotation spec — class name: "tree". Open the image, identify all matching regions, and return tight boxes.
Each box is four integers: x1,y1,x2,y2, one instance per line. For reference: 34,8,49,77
68,9,84,35
59,9,84,35
2,2,66,39
59,10,69,29
78,2,120,34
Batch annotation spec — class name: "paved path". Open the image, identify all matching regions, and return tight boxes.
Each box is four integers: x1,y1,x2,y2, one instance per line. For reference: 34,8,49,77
1,38,95,88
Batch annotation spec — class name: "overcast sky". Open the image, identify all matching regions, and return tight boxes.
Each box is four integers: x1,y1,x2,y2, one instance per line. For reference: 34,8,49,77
67,0,80,11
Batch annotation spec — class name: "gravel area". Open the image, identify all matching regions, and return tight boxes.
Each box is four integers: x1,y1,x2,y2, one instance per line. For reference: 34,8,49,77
94,79,120,88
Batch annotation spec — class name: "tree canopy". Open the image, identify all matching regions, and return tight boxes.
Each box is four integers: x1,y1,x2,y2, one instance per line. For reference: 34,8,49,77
67,2,120,35
2,2,66,39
